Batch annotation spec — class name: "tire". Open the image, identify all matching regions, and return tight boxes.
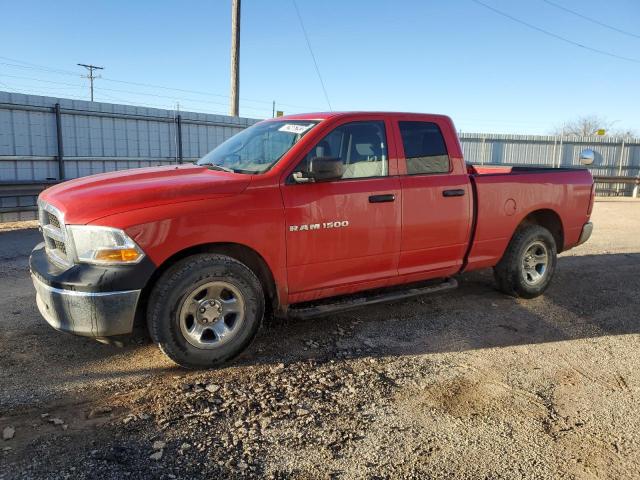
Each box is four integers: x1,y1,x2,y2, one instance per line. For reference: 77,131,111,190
147,254,264,368
493,224,557,299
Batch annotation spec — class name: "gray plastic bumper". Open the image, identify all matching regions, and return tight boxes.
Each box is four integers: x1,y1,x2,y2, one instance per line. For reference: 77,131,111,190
577,222,593,246
31,273,140,337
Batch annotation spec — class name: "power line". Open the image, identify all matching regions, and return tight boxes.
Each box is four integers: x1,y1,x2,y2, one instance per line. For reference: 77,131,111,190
100,76,323,110
0,79,235,115
0,73,86,88
0,55,326,110
96,91,232,115
103,76,234,99
0,73,275,113
0,80,15,92
0,73,326,117
291,0,332,110
0,72,217,113
0,56,233,97
541,0,640,40
0,61,78,77
0,55,78,76
0,82,108,103
469,0,640,64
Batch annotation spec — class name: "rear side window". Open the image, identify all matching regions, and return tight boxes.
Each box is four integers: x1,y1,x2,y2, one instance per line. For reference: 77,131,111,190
398,121,450,174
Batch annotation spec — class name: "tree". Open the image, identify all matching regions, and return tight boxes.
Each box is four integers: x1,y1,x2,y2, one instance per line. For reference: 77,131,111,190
551,115,636,138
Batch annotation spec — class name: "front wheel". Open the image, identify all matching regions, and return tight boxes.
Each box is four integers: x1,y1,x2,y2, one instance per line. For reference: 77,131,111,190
493,225,557,298
147,254,264,368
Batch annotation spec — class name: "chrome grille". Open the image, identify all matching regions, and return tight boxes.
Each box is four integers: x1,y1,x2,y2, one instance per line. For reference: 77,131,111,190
38,201,71,266
47,212,60,229
53,239,67,254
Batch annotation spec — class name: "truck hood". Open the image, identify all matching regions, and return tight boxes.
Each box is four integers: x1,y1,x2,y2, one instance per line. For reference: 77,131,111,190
40,164,252,224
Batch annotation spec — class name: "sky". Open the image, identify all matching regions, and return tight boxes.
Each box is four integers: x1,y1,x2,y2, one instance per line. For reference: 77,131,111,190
0,0,638,134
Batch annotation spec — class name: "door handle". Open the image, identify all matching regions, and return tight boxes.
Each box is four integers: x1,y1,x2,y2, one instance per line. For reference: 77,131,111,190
442,189,465,197
369,194,396,203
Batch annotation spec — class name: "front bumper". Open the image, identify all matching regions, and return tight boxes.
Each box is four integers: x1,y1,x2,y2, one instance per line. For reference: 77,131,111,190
30,242,155,337
577,221,593,246
32,273,140,337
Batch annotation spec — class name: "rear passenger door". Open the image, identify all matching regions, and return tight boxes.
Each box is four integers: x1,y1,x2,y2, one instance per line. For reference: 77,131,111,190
395,119,472,278
281,119,401,299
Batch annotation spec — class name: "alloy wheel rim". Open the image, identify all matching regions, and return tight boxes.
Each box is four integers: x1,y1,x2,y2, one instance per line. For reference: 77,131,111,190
178,281,245,349
521,241,549,286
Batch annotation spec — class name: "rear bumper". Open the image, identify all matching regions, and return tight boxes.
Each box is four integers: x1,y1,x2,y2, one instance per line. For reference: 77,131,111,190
32,274,140,337
577,221,593,246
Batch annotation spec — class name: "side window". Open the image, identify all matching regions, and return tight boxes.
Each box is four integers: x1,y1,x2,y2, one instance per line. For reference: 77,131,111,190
296,121,388,180
398,121,450,175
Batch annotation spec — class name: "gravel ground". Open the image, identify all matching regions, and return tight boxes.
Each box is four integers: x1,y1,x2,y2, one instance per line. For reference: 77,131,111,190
1,199,639,479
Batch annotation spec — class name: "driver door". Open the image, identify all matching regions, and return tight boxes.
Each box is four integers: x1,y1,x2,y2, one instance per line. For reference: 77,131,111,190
280,118,401,302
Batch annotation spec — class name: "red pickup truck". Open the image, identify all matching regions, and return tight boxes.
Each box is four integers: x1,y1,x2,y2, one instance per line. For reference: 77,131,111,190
31,112,594,368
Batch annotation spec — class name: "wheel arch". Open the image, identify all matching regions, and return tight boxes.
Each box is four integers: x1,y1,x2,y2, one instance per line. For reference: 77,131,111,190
138,242,280,323
517,208,565,252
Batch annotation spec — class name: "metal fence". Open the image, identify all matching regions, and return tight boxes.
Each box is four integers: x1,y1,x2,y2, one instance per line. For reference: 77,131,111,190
1,90,639,222
459,132,640,196
0,91,259,221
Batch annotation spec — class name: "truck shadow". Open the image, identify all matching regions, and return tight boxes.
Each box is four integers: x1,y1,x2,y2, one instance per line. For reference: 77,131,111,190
241,251,640,365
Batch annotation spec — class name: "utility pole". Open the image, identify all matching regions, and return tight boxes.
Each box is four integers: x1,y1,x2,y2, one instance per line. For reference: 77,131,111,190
229,0,241,117
77,63,104,102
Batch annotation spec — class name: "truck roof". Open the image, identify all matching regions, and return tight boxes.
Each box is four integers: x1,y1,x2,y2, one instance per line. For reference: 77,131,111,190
272,111,454,122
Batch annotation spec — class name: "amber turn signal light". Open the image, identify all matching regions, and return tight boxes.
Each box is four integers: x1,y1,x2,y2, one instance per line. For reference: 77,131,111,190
94,248,141,263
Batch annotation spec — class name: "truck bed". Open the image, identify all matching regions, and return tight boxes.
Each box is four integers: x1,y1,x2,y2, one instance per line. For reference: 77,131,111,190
463,164,594,271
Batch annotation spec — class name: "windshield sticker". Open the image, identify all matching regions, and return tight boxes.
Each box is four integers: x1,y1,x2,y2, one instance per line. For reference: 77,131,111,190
278,123,314,134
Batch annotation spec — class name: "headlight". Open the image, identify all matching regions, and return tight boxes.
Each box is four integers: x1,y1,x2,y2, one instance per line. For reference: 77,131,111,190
66,225,145,265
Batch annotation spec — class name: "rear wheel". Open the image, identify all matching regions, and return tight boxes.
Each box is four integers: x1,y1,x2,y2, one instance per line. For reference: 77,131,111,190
147,254,264,368
493,225,557,298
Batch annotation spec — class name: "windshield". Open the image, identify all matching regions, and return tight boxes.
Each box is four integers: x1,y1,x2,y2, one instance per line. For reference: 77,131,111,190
197,120,318,174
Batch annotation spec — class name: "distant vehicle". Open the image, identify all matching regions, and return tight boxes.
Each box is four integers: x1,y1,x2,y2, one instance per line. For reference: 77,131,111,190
30,112,594,368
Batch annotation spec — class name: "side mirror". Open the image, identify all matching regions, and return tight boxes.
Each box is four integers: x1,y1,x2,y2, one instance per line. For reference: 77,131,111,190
579,149,595,165
292,157,344,183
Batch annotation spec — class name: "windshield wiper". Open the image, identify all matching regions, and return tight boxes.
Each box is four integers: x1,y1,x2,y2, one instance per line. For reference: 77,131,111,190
202,163,236,173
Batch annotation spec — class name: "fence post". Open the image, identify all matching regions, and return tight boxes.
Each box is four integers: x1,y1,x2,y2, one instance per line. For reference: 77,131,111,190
177,114,183,164
556,135,563,168
481,136,486,165
54,103,65,180
616,140,626,195
617,140,626,176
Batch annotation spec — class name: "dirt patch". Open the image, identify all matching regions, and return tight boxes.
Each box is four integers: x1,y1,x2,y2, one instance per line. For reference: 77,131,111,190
1,200,639,479
0,220,38,232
